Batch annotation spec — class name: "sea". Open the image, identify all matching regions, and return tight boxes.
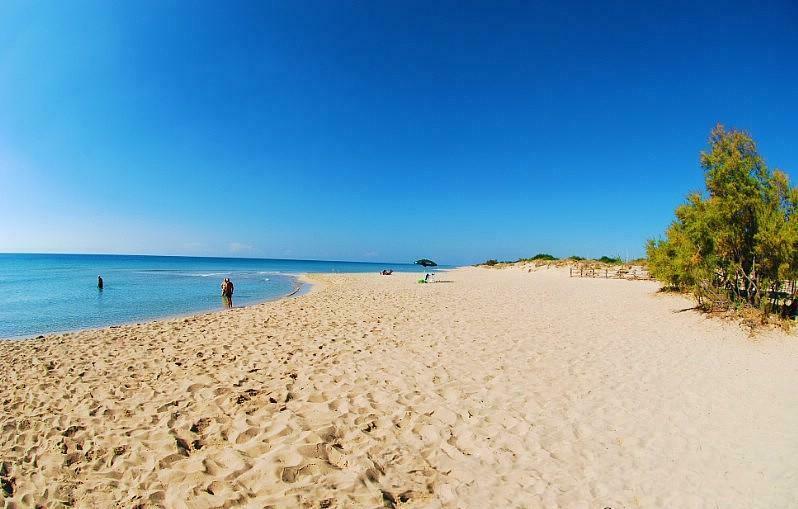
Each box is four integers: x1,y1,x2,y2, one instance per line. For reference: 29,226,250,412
0,253,441,339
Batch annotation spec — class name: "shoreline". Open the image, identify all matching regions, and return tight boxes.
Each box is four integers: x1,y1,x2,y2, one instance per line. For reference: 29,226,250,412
3,267,794,507
0,268,445,342
0,274,313,342
0,252,450,341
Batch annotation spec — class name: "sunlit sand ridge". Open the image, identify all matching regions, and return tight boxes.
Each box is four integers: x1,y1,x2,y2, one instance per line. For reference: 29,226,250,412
1,267,796,508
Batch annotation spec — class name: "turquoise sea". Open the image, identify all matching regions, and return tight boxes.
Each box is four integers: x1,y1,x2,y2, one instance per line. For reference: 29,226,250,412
0,254,440,339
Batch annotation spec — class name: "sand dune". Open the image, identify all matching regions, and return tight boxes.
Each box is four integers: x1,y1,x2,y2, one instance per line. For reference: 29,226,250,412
1,267,797,508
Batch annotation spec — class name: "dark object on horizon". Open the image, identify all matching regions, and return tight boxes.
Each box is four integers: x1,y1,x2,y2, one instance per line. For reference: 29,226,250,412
97,275,103,289
415,259,437,267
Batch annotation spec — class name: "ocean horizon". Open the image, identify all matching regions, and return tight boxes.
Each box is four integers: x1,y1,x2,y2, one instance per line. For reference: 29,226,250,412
0,253,444,339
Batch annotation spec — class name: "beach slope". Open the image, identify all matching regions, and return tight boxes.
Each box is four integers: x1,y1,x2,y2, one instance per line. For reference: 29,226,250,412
1,267,797,508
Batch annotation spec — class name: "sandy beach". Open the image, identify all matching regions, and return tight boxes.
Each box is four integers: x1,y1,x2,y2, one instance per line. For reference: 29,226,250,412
1,267,797,508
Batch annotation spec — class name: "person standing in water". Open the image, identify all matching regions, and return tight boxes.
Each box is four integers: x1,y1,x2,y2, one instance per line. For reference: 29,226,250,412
97,275,104,290
221,277,234,308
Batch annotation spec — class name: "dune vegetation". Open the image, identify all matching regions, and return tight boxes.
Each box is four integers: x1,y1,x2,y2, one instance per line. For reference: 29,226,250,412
478,253,630,268
647,124,798,320
477,124,798,325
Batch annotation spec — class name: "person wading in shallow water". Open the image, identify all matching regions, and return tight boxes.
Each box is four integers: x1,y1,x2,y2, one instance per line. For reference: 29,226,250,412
97,275,103,290
221,278,234,308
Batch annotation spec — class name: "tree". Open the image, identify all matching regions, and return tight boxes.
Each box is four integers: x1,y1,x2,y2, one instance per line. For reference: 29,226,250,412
647,124,798,315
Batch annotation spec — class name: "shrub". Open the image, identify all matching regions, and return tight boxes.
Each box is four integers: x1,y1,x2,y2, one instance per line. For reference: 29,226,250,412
647,124,798,316
597,256,623,264
483,259,499,266
517,253,558,262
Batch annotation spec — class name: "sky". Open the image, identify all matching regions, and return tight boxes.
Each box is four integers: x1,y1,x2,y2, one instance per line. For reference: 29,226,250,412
1,1,796,265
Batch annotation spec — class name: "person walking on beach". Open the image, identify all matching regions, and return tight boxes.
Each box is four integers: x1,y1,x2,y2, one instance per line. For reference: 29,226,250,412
221,278,234,308
97,275,104,290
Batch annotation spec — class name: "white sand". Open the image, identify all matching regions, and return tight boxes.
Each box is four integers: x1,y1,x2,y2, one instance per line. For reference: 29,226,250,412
1,267,797,508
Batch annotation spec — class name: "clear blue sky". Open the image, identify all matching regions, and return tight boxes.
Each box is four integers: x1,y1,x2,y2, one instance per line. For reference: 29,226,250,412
1,1,796,265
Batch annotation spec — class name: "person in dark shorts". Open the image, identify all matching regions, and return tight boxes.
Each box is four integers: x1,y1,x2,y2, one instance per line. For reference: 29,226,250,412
221,278,234,308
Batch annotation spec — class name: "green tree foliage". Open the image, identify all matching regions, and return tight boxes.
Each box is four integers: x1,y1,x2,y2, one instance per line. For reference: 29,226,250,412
647,124,798,315
597,256,623,264
517,253,558,262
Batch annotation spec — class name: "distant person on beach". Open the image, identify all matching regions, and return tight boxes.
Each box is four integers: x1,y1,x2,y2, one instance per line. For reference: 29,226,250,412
221,278,234,308
97,275,103,289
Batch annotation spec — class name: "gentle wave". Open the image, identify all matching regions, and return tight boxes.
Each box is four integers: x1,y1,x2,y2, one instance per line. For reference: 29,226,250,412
135,271,229,278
